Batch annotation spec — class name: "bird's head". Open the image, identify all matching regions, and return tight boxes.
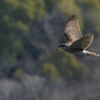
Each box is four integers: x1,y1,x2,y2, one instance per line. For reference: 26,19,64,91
58,44,68,50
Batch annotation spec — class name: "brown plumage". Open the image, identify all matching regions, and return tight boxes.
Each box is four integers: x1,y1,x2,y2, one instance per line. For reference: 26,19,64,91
64,14,82,46
58,14,100,57
70,32,94,50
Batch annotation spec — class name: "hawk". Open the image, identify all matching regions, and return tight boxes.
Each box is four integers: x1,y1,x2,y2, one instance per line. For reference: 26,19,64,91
58,14,100,57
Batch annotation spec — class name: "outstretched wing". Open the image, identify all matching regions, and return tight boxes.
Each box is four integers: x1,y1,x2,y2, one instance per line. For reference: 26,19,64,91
70,32,95,50
64,14,82,45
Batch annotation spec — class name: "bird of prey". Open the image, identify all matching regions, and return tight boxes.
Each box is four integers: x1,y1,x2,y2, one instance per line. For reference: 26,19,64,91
58,14,100,57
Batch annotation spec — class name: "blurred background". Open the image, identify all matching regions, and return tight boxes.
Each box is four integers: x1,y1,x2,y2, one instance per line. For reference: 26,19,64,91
0,0,100,100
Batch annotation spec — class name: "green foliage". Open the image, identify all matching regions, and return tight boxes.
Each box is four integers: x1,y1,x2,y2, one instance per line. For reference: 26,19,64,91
50,49,89,81
0,0,99,81
38,62,59,79
13,69,25,80
78,0,100,11
6,0,45,21
0,0,45,62
44,0,62,13
76,0,100,32
58,0,80,15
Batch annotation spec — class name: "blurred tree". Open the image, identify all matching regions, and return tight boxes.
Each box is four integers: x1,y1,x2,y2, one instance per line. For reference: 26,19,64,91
58,0,80,15
0,0,99,81
0,0,45,63
44,0,62,13
50,49,90,81
76,0,100,32
38,62,59,79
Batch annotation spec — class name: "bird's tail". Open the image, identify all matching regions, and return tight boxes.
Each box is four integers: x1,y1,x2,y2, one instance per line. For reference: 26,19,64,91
87,51,100,57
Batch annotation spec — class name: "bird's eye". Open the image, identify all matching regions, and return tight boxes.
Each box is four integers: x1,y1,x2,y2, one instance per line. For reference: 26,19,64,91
61,45,64,47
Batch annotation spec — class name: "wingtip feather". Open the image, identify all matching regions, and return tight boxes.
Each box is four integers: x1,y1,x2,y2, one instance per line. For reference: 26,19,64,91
66,14,78,24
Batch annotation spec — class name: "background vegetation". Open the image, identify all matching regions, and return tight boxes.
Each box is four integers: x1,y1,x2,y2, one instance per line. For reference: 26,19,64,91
0,0,100,100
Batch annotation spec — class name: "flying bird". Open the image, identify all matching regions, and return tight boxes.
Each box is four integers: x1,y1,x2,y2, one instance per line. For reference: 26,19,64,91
58,14,100,57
